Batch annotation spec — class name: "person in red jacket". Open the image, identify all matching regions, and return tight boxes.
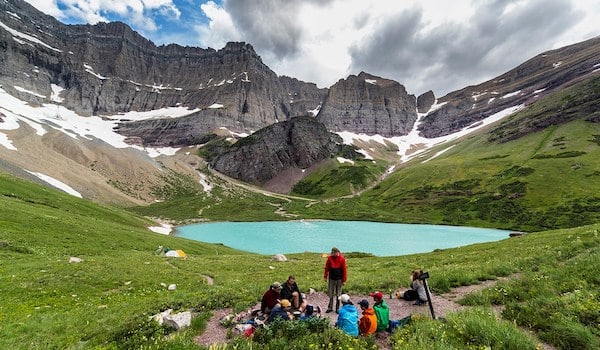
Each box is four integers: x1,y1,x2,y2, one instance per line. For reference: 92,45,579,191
323,247,347,313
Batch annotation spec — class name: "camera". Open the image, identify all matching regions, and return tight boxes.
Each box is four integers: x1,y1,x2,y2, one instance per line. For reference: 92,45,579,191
418,271,429,280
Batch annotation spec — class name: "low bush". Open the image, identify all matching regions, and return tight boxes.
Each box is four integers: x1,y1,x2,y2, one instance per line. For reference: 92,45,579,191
390,309,538,349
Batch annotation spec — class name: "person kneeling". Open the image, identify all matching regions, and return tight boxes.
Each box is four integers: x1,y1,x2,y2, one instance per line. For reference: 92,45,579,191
399,270,429,305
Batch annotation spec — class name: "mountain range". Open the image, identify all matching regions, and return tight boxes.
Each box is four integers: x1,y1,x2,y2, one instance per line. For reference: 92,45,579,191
1,0,599,221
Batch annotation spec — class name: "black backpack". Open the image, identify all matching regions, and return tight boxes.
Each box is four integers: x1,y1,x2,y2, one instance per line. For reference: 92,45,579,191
403,289,419,301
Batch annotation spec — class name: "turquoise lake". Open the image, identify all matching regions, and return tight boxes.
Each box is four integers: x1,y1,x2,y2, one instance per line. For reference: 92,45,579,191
175,221,511,257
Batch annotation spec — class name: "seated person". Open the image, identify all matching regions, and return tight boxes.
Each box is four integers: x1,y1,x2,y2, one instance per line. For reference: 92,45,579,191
261,281,282,314
280,275,308,312
336,294,359,336
267,299,293,323
357,299,377,336
400,270,428,304
299,304,318,320
370,291,390,332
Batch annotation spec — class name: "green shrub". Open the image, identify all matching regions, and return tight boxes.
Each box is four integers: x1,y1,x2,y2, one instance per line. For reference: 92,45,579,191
228,318,374,350
390,309,538,350
539,314,599,350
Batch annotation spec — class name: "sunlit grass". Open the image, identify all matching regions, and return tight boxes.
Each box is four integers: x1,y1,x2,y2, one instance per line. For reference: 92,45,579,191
2,170,600,348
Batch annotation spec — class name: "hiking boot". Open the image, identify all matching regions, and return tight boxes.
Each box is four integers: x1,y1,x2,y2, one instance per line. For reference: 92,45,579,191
325,308,333,313
413,300,426,306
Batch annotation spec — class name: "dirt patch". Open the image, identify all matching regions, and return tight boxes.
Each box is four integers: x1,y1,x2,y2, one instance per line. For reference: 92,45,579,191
194,279,500,349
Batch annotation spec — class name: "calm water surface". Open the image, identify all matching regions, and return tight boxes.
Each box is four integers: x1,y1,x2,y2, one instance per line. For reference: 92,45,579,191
175,221,510,257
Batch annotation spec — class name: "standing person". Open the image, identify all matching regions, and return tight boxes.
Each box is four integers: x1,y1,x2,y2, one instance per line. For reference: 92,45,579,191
324,247,347,313
370,291,390,332
335,294,359,336
357,299,377,336
280,275,307,312
261,282,283,315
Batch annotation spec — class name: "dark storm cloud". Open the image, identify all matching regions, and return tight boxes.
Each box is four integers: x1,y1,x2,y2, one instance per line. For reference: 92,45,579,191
348,0,581,96
225,0,333,60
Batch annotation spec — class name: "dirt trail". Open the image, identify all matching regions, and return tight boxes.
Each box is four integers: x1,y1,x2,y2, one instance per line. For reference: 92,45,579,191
195,278,511,349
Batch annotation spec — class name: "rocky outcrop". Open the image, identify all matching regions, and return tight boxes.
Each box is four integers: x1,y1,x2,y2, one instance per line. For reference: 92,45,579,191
278,76,328,117
417,90,435,113
317,72,417,137
208,116,342,185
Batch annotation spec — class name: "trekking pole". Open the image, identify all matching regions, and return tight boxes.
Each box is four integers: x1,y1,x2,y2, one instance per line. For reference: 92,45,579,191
420,272,436,319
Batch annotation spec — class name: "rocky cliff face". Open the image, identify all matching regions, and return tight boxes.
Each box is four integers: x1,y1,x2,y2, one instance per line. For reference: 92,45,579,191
208,116,342,185
419,37,600,138
0,0,325,140
317,72,417,137
1,0,425,148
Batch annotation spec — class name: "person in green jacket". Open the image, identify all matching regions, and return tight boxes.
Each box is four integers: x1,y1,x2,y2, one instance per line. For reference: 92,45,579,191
370,291,390,332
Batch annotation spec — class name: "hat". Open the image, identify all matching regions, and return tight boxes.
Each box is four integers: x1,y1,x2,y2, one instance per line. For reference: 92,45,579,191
370,291,383,300
280,299,291,308
331,247,340,253
271,281,282,289
338,293,351,303
358,299,369,308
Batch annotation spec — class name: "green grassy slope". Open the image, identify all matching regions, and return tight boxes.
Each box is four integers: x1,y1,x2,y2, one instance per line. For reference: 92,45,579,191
2,172,599,349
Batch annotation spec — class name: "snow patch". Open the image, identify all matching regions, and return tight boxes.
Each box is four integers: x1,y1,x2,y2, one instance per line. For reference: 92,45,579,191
13,85,45,98
307,104,321,116
502,90,521,99
148,223,172,235
337,157,354,164
0,20,61,52
25,170,82,198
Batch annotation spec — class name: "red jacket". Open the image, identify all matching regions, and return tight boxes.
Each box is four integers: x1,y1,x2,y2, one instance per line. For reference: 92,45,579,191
261,288,280,313
324,253,347,283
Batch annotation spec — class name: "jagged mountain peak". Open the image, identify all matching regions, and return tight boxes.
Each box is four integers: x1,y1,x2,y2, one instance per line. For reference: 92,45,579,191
1,0,600,202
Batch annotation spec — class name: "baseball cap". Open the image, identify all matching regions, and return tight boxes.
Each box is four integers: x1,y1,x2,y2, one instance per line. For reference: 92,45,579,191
271,282,282,289
370,291,383,300
358,299,369,308
338,293,351,303
280,299,291,308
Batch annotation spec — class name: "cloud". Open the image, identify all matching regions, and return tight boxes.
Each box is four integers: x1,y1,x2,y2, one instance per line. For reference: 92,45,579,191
25,0,180,32
347,0,582,96
194,1,241,49
225,0,304,59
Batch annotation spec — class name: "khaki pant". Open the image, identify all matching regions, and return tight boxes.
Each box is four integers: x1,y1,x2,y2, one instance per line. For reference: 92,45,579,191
327,279,343,310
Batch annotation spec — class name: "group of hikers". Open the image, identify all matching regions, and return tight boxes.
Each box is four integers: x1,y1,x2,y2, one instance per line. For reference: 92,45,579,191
259,247,430,336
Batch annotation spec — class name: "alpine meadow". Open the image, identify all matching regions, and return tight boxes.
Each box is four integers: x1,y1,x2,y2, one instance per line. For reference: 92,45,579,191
1,0,600,348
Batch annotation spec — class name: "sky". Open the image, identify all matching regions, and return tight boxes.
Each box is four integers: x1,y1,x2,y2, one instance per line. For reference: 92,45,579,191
17,0,600,96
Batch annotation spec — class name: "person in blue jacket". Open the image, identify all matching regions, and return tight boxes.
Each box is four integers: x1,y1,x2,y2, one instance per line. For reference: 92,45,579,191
335,294,359,336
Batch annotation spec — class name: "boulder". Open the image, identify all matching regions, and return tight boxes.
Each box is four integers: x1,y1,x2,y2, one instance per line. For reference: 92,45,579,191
163,311,192,331
272,254,287,262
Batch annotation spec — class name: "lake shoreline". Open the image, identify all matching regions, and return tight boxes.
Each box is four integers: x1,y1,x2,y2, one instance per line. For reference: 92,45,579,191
175,221,511,257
